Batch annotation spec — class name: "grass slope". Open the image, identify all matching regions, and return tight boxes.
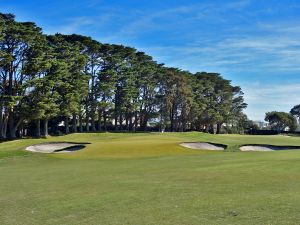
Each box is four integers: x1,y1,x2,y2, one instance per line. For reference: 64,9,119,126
1,132,300,224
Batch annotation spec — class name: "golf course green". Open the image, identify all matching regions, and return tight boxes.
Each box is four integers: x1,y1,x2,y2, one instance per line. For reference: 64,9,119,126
1,132,300,225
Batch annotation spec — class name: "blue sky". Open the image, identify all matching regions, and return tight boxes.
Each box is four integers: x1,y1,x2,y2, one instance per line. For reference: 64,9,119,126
1,0,300,121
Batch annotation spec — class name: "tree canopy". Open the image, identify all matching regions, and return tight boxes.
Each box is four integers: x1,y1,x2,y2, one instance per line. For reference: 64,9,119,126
265,111,297,132
0,12,248,139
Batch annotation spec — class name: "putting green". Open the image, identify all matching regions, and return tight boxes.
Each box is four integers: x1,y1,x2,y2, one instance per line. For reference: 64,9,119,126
1,132,300,225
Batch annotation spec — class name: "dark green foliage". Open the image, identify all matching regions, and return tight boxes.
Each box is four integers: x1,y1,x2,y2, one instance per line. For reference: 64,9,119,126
0,12,248,138
265,111,297,132
290,105,300,123
0,13,47,138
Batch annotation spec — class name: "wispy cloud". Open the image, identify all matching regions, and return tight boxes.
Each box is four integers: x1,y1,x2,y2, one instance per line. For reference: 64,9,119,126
257,22,300,34
96,0,300,74
105,5,202,40
106,0,255,42
43,14,113,35
45,17,95,34
137,33,300,74
225,0,252,10
243,83,300,120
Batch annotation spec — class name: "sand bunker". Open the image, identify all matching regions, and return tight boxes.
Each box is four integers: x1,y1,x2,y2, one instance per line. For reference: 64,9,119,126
240,145,300,152
180,142,226,150
25,142,86,153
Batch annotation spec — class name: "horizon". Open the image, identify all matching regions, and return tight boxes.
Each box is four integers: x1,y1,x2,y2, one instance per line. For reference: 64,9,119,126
2,0,300,121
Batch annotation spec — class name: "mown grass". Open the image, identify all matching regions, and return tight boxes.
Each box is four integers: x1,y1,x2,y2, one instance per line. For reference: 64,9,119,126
1,132,300,224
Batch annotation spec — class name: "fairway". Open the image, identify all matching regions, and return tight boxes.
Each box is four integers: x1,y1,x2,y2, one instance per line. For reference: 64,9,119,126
1,132,300,225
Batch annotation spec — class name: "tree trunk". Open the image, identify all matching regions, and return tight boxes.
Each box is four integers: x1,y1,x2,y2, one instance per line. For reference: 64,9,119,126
142,115,148,131
43,119,49,137
170,111,174,132
126,112,129,131
8,117,22,139
103,111,107,131
8,114,22,139
7,64,16,139
114,88,120,131
36,119,41,138
72,114,77,133
139,105,144,129
134,112,138,131
18,126,23,138
119,114,123,130
0,103,3,139
8,113,15,139
179,121,184,132
216,123,222,134
0,110,8,140
65,117,70,134
1,116,8,140
85,115,89,132
97,109,102,131
9,126,17,139
91,113,96,131
79,115,83,132
115,113,118,130
129,114,133,131
0,121,3,139
85,98,90,132
90,70,96,131
205,125,209,133
209,124,216,134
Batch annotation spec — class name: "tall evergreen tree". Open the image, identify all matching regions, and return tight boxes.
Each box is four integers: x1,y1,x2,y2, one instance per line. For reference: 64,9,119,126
0,12,248,139
0,13,46,138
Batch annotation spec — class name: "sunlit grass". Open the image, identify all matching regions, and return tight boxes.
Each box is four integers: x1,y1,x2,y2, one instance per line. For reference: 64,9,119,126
1,132,300,224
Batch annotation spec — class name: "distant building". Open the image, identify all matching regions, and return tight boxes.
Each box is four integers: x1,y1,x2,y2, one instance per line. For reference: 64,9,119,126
253,121,269,129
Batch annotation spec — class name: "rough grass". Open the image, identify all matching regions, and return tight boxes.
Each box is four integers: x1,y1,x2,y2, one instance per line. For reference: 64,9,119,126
1,132,300,224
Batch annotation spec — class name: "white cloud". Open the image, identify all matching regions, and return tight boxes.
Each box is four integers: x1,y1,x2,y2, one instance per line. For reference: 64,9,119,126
136,33,300,74
43,17,93,34
105,0,255,42
43,14,112,35
225,0,252,10
242,83,300,121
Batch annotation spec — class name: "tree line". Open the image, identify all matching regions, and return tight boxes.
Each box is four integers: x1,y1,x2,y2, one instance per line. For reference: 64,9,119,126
0,13,248,139
263,105,300,132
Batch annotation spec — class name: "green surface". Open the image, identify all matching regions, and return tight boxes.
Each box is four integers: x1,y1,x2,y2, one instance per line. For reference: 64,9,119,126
1,132,300,224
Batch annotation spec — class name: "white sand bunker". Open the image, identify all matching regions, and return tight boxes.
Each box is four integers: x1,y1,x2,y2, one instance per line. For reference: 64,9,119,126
180,142,225,151
25,142,86,153
240,145,300,152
